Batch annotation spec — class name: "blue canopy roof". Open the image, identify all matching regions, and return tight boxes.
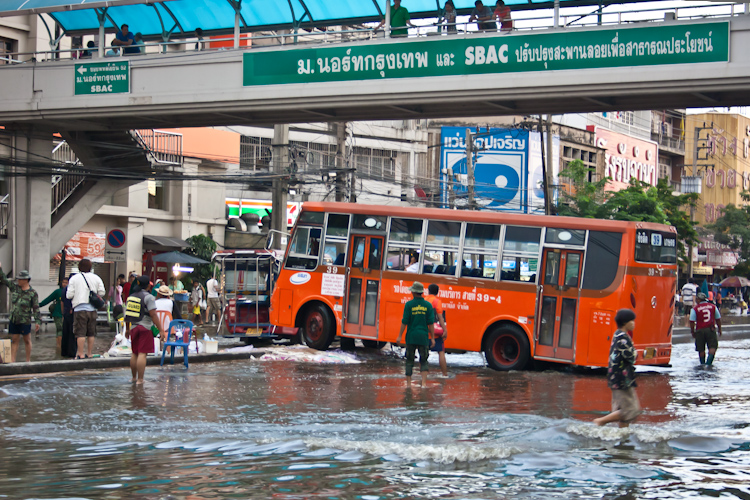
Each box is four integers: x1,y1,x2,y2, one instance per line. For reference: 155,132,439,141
0,0,653,38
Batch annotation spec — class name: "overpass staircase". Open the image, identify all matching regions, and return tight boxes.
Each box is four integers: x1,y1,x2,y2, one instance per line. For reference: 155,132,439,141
48,129,182,255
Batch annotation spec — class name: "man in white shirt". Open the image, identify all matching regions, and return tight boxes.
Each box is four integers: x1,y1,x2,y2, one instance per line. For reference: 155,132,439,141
206,276,221,324
66,259,105,359
681,278,698,316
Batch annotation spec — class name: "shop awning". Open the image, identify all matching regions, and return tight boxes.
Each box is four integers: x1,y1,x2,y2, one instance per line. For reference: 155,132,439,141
143,235,189,249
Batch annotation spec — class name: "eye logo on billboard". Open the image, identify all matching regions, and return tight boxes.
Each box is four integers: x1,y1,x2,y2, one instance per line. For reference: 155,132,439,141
450,155,521,207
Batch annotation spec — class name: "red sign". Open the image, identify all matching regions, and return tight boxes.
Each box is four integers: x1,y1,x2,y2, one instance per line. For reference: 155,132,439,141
706,250,738,268
55,231,105,262
588,126,659,190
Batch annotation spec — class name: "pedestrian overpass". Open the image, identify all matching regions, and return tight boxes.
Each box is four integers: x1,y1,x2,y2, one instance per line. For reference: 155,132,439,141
0,16,749,129
1,10,750,299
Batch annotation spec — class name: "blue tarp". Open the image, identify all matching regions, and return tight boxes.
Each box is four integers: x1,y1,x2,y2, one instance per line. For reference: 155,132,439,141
0,0,653,37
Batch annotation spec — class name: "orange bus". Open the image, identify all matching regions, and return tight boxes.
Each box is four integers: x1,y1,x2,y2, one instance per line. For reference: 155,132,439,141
269,202,676,371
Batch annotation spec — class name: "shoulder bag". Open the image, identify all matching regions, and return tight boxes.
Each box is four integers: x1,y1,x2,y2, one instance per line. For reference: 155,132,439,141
82,274,106,310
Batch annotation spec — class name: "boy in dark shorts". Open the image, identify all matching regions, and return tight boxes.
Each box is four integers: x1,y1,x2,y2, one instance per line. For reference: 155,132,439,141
395,282,435,387
594,308,641,428
689,292,722,365
425,283,448,377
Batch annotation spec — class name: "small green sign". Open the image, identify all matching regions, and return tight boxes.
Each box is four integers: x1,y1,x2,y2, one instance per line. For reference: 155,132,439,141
243,22,728,86
74,61,130,95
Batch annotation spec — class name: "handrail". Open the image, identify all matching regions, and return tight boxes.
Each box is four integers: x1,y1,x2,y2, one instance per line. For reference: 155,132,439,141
132,129,183,166
0,3,744,65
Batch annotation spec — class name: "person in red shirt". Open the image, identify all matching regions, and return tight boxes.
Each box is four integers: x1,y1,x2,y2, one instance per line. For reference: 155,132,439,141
425,284,449,377
494,0,512,32
689,292,722,365
122,272,137,301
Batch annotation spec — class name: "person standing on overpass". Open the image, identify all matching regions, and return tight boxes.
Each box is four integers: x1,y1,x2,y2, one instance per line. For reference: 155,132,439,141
375,0,415,38
690,292,722,366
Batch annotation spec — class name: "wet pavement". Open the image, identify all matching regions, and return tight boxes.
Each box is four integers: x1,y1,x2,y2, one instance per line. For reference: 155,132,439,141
1,338,749,499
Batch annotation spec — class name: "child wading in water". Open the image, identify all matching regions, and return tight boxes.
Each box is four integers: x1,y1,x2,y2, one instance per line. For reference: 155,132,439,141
594,308,642,428
395,281,435,387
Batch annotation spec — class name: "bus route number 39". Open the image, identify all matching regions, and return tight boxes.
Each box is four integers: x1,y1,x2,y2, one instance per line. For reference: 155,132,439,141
326,266,339,274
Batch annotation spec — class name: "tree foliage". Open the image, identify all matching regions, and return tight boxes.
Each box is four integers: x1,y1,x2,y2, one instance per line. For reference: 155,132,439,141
709,191,750,276
183,234,218,287
557,160,699,263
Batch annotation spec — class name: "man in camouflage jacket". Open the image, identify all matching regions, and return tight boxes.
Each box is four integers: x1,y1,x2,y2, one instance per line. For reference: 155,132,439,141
0,263,41,362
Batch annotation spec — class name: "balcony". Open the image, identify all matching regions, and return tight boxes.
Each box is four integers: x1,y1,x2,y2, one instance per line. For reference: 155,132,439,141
651,133,685,155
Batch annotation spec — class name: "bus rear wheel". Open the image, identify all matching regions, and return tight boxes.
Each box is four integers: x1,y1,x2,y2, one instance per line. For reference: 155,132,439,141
301,304,335,350
362,340,386,349
484,325,530,371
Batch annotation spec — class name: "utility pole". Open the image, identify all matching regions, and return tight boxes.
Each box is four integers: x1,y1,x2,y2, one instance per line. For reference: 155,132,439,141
685,122,712,279
466,128,475,210
335,122,347,202
538,115,551,215
546,114,555,215
271,124,289,249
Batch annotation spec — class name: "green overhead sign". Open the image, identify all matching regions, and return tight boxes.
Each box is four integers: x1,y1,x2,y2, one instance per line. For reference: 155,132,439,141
243,21,729,86
74,61,130,95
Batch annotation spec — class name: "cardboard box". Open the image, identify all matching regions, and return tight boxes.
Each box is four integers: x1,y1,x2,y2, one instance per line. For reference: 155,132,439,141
0,338,12,363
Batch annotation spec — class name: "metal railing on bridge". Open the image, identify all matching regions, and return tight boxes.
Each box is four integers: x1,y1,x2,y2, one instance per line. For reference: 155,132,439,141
0,194,9,238
0,2,745,65
133,129,183,167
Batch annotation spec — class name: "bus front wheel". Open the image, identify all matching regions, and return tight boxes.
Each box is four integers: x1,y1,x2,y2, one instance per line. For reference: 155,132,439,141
484,325,530,371
301,304,335,350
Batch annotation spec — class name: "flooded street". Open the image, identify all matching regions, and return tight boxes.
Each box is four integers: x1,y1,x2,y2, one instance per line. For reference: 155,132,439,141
1,340,750,499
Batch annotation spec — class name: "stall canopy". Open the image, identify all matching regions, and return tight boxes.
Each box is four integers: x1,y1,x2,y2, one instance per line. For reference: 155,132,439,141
152,251,209,264
0,0,655,38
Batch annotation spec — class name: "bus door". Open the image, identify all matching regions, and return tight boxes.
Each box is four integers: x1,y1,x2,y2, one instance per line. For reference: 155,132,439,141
344,234,384,339
535,248,583,361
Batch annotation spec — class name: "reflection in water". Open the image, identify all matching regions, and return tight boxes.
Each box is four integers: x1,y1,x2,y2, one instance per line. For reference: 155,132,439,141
0,341,749,499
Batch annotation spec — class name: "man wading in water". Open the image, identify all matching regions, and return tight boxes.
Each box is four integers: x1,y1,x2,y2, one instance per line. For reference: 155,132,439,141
125,276,165,385
395,282,435,387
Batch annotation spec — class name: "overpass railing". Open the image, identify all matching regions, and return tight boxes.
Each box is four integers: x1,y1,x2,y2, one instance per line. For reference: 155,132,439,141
133,129,183,167
0,2,745,65
0,194,9,238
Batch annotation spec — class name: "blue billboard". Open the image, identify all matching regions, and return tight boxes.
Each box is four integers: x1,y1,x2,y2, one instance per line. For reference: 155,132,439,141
439,127,558,214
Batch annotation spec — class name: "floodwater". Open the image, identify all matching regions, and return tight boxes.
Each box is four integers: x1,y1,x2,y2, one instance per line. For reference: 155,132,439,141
1,340,749,499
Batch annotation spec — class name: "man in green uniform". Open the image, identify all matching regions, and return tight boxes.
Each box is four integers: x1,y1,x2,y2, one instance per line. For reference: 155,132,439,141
0,263,42,362
396,281,435,387
375,0,415,38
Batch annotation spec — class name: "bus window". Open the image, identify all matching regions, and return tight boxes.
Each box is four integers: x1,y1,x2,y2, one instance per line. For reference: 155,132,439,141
298,211,325,225
368,238,382,270
423,249,458,275
544,251,560,285
387,248,412,271
500,256,538,282
635,230,677,264
504,226,541,253
389,218,423,244
582,231,622,290
545,228,586,246
465,224,501,250
461,253,496,279
323,240,347,266
564,253,581,287
353,214,386,231
326,214,350,237
426,220,461,247
351,237,366,267
286,227,322,270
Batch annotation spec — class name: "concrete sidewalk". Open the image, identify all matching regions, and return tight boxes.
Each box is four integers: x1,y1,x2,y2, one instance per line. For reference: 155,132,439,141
0,348,268,377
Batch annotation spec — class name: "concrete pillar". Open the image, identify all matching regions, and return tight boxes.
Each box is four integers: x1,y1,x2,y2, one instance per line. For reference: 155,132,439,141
13,129,54,298
126,217,146,276
271,124,289,249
